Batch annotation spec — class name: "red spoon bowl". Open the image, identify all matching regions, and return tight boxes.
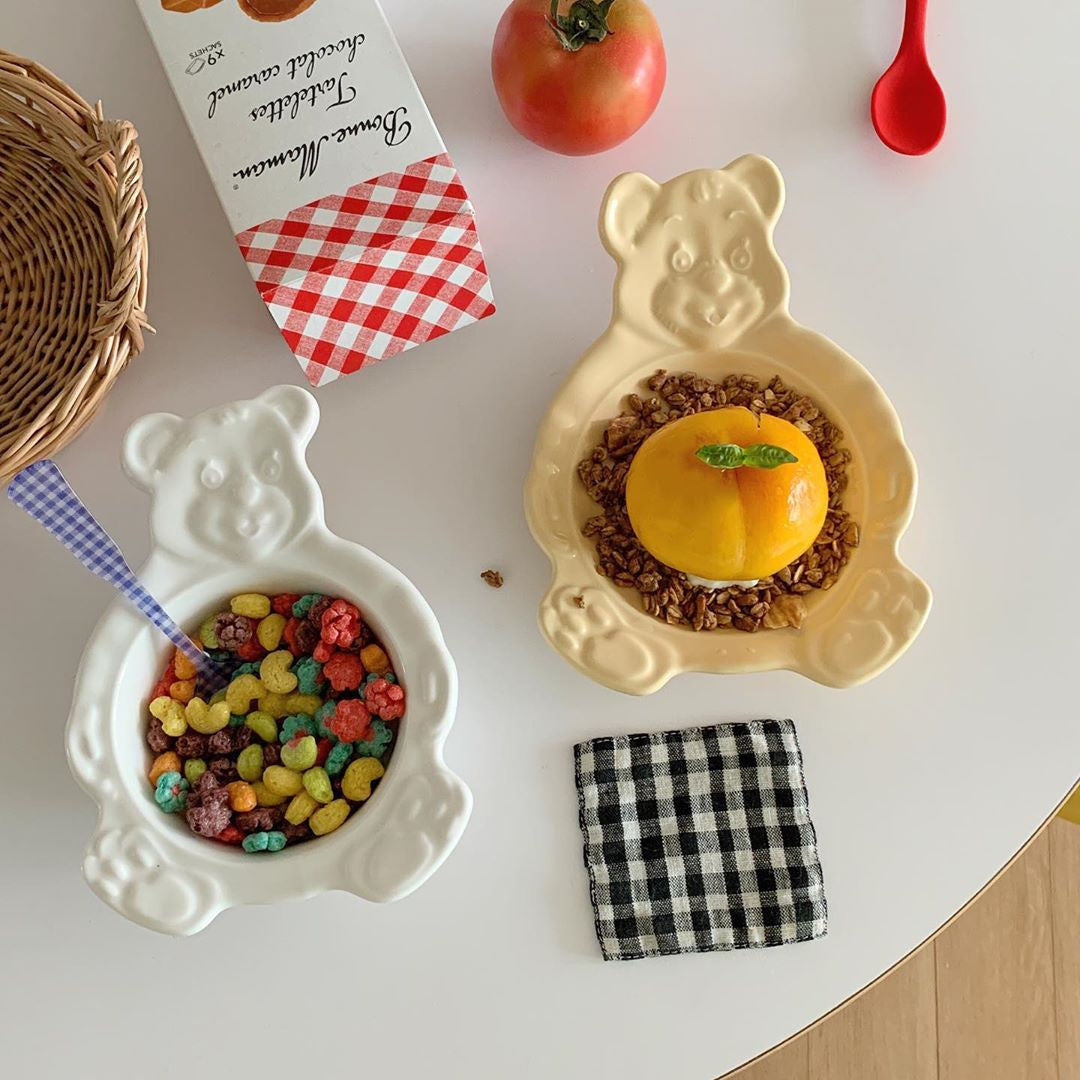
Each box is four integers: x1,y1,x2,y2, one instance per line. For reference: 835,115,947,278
871,0,946,155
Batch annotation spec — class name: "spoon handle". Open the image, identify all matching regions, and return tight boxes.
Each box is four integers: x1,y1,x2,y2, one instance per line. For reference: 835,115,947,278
7,460,227,691
900,0,929,55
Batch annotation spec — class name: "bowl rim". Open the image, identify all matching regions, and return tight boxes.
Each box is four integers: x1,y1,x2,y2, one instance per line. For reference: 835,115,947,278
67,549,471,933
65,386,470,935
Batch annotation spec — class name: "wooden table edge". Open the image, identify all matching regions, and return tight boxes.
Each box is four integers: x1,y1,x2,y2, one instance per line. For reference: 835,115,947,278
717,775,1080,1079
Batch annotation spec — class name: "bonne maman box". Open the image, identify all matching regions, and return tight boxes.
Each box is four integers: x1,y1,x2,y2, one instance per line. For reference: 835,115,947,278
137,0,496,386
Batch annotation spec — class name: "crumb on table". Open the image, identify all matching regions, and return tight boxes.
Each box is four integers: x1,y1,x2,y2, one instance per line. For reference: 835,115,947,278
481,569,504,589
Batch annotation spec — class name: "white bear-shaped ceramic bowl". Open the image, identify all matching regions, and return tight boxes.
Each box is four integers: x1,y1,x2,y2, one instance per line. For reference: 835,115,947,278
66,385,471,935
525,155,931,694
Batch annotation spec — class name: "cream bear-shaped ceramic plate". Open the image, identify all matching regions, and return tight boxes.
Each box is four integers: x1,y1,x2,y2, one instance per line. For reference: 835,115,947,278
66,385,471,935
525,155,931,694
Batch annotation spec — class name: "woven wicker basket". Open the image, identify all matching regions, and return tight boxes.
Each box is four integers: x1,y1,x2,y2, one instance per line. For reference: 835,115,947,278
0,50,150,483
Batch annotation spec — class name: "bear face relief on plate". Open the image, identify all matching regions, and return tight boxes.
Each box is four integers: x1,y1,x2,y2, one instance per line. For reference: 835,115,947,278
601,156,789,351
525,154,931,693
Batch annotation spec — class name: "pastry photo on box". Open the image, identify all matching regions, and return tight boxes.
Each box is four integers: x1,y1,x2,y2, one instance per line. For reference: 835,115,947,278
139,0,496,386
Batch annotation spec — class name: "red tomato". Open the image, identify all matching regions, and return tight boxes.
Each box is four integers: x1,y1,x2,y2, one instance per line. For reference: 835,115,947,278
491,0,666,156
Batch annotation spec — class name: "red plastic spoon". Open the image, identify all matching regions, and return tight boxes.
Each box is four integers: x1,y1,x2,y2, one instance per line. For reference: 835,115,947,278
871,0,946,155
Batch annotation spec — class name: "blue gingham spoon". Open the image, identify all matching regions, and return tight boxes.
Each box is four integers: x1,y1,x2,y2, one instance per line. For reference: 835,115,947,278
6,459,230,693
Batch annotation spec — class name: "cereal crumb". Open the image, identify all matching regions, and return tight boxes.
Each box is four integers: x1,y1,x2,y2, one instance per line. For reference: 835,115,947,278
573,595,586,608
481,570,504,589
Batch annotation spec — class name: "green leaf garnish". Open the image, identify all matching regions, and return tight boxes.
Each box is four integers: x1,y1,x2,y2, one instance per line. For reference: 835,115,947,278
742,443,799,468
695,443,798,470
695,443,747,469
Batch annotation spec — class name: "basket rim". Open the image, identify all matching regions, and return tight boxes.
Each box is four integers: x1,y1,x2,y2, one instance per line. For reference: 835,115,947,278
0,47,151,484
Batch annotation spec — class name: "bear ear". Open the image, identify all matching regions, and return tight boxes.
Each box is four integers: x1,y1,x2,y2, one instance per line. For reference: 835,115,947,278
600,172,662,258
258,384,320,446
123,413,184,492
726,154,784,226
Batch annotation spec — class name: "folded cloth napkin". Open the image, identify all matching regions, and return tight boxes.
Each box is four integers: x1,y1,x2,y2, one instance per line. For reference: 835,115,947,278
574,719,827,961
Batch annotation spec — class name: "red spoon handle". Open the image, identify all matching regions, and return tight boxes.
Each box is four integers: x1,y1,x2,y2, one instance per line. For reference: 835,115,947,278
900,0,929,55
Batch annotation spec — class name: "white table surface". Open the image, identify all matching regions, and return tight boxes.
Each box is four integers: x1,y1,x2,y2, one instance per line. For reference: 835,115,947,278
2,2,1078,1077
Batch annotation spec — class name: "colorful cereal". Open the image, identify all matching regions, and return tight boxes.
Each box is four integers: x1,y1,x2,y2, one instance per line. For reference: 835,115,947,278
236,744,264,782
184,758,207,785
285,791,319,825
280,735,317,772
302,766,333,804
259,650,297,694
149,751,181,786
242,830,287,854
263,765,304,797
154,771,189,813
342,758,385,802
309,799,350,836
144,590,401,851
256,613,287,652
231,593,271,619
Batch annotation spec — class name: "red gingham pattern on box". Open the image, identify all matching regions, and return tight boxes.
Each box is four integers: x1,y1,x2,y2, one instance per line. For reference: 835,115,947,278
236,153,495,387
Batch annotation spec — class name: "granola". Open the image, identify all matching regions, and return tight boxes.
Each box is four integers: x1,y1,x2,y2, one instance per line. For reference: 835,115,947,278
577,371,859,632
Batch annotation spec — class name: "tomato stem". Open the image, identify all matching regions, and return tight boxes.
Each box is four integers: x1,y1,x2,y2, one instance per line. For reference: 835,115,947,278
547,0,616,52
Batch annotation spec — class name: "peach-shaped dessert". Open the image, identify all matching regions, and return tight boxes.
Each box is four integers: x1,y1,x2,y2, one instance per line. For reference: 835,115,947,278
626,407,827,583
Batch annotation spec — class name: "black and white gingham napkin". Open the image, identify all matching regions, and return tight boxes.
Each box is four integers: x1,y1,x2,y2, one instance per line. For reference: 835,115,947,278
574,719,827,960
